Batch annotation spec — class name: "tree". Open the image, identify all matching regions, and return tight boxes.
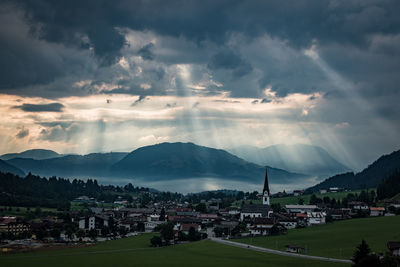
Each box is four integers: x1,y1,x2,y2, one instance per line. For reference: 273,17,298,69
155,222,174,244
309,194,318,205
177,231,188,241
50,228,61,239
119,226,128,236
269,224,283,235
353,240,371,265
88,229,97,240
150,235,162,247
137,222,145,232
188,227,199,241
355,254,380,267
34,207,42,216
76,229,86,239
213,227,224,238
271,203,281,213
298,198,304,205
159,208,166,221
380,253,399,267
195,203,207,213
65,228,74,240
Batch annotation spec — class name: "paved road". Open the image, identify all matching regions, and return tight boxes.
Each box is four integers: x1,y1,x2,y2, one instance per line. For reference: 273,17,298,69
210,238,352,264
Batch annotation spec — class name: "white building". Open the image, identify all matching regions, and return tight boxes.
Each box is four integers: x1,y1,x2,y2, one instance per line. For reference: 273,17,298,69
285,205,317,214
240,168,273,221
306,212,326,226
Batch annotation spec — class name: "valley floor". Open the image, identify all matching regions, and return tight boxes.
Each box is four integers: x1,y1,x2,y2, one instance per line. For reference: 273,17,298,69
0,234,348,267
234,215,400,259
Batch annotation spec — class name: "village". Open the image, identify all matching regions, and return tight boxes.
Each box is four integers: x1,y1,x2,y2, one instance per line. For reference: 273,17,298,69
1,170,400,257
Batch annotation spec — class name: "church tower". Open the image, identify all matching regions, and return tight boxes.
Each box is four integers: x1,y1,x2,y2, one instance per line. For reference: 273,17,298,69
262,168,270,205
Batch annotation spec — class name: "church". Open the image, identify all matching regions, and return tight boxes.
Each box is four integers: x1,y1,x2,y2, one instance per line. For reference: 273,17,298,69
240,168,273,221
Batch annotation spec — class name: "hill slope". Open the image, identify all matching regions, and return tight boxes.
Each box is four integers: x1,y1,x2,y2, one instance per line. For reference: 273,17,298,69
307,149,400,191
236,216,400,259
111,142,307,183
0,159,25,176
229,144,349,176
8,152,128,178
0,149,61,160
7,143,307,184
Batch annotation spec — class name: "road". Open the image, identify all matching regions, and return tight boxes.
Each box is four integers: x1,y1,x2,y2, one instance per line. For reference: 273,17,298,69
209,238,352,264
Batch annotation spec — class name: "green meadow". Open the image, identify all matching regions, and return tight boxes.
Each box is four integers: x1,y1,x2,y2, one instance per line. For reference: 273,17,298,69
233,188,370,207
0,234,348,267
235,215,400,259
0,206,58,217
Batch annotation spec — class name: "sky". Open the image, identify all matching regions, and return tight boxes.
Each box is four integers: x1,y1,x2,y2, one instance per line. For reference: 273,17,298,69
1,0,400,171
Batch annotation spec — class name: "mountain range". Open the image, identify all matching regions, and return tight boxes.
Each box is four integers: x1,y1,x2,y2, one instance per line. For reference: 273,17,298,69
228,144,350,176
7,152,128,178
0,159,25,177
0,149,62,160
306,149,400,192
2,143,399,192
1,143,306,184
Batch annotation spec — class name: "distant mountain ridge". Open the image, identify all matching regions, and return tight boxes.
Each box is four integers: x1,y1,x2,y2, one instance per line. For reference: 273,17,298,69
8,152,128,178
0,149,61,160
228,144,350,176
306,149,400,191
6,142,307,184
111,142,307,183
0,159,25,176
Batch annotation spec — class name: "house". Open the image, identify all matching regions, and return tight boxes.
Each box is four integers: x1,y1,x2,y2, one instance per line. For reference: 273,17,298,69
144,221,164,232
329,187,341,193
285,245,305,253
306,212,326,225
327,209,351,220
240,204,273,221
295,213,308,225
285,205,317,214
78,215,109,233
293,190,304,196
219,220,239,231
249,218,275,236
388,242,400,257
319,189,327,194
73,196,96,203
90,207,104,214
348,201,369,211
370,207,385,217
197,214,218,223
0,217,30,236
272,213,297,229
179,223,201,233
176,211,199,217
227,207,240,215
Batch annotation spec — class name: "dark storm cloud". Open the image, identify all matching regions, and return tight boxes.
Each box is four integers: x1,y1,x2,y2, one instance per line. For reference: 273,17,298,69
0,0,399,100
16,127,29,138
13,103,65,112
0,4,94,91
131,95,147,106
208,49,253,78
12,0,400,56
138,43,155,60
260,98,271,104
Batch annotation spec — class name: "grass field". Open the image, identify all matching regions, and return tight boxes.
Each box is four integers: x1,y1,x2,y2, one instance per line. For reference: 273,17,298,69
233,189,371,207
0,206,58,217
235,215,400,259
0,234,349,267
